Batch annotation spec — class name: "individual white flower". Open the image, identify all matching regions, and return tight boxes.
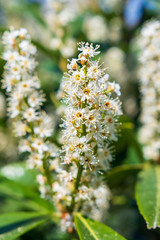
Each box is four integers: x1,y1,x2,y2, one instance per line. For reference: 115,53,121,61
23,108,38,122
13,122,28,137
3,51,20,62
78,42,100,57
19,139,31,153
17,80,33,95
9,63,21,76
78,186,90,200
2,28,19,47
2,74,20,92
19,40,37,55
8,102,21,118
20,56,37,71
28,91,45,108
67,58,78,70
28,154,43,168
80,152,97,169
32,138,48,154
107,81,121,96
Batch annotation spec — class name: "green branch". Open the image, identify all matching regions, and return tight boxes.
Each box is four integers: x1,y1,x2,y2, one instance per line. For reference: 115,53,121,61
42,156,53,197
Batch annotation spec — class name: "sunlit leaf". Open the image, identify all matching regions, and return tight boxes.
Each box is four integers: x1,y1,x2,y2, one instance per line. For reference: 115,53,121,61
136,166,160,229
74,213,126,240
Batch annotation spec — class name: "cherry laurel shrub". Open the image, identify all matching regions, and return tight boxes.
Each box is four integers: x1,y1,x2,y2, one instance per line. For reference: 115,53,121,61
1,27,126,239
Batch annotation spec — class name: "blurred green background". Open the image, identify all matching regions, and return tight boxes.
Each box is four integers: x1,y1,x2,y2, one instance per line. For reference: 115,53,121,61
0,0,160,239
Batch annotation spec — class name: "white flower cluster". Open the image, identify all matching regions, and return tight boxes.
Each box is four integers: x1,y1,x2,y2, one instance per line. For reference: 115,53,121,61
52,42,122,231
42,0,77,57
2,30,122,232
139,20,160,161
61,42,122,170
52,161,110,232
83,15,108,42
2,27,56,197
77,175,110,221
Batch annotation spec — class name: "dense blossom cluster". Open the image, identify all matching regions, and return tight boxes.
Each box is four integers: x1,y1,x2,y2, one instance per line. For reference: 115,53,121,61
53,42,122,231
2,27,56,197
139,20,160,161
2,28,122,232
61,42,122,169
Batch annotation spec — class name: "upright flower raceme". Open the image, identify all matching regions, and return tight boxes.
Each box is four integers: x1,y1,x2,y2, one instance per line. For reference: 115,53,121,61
139,20,160,161
61,42,122,169
52,42,122,231
2,27,56,198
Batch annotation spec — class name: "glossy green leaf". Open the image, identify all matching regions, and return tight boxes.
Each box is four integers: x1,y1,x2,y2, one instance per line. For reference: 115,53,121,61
74,213,126,240
136,166,160,229
0,212,49,240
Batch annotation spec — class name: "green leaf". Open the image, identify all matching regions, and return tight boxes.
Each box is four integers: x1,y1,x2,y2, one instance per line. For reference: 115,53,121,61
0,175,38,199
106,164,143,188
0,212,49,240
0,212,46,227
0,175,55,213
135,166,160,229
74,213,126,240
124,147,141,165
0,162,37,186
